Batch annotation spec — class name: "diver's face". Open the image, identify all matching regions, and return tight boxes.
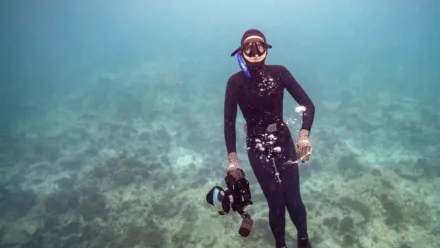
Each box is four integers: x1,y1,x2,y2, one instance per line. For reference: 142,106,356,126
242,36,267,64
243,51,267,63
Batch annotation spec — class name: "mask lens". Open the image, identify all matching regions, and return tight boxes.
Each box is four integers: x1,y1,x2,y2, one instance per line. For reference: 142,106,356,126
244,46,252,56
242,43,252,56
256,42,265,54
242,42,267,56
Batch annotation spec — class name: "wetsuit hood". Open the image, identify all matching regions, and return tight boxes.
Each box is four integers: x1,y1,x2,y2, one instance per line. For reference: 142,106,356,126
240,29,268,46
230,29,272,68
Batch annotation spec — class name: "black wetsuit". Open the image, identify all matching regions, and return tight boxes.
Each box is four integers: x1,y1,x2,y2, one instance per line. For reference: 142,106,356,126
224,64,315,248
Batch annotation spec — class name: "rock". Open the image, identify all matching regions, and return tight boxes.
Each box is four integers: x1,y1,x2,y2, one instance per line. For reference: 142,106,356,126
76,193,108,220
44,191,79,215
143,230,163,246
0,223,4,241
113,170,135,186
0,187,37,220
1,215,42,246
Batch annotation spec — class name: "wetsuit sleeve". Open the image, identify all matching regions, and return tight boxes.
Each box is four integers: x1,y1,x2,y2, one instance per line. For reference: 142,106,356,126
224,76,238,154
281,67,315,131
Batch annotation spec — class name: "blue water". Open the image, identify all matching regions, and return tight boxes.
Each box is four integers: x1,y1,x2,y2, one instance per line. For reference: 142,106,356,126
0,1,439,247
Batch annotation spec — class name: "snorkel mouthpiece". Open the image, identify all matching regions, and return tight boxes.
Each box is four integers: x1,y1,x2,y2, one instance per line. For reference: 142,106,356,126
237,52,251,79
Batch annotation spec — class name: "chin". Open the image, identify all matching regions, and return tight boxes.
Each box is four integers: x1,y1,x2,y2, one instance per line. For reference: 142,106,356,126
245,57,265,63
248,58,262,63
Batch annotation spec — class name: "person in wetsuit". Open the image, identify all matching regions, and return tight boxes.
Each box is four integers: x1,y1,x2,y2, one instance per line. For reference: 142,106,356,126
224,29,315,248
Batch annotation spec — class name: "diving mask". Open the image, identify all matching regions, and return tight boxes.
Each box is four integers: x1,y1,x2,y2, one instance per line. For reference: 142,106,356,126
231,41,272,57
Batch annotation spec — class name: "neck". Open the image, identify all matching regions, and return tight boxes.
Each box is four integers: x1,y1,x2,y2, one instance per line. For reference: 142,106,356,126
248,62,265,75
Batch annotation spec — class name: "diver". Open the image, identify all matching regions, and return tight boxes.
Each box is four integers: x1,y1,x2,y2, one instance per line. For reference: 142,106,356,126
224,29,315,248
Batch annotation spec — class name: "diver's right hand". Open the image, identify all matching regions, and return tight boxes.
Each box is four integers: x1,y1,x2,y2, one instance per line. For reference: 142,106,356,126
227,152,241,171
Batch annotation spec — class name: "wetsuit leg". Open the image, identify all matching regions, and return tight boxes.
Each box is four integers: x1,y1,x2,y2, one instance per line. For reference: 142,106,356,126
273,135,308,237
247,149,287,248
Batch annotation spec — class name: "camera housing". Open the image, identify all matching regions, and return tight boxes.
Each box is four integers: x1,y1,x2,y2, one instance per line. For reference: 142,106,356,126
206,168,253,237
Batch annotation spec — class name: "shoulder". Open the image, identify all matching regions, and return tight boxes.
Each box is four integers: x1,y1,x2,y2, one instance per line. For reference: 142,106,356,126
228,71,243,81
226,71,244,88
266,64,289,74
266,65,293,80
267,65,288,72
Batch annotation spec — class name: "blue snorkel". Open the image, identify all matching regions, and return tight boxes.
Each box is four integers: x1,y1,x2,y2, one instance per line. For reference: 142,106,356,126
236,52,251,79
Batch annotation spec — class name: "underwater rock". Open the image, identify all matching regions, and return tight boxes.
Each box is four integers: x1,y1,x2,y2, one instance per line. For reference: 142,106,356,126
342,234,356,247
91,165,110,178
22,232,43,248
55,177,76,190
105,157,122,168
172,223,193,245
88,238,107,248
337,155,365,179
121,225,145,247
396,243,412,248
126,225,143,241
138,168,151,179
151,199,180,218
57,221,82,237
322,216,339,231
370,168,382,177
161,156,171,166
381,179,394,189
431,226,440,236
107,242,123,248
393,168,418,182
80,224,101,242
143,230,163,246
61,235,83,248
377,194,404,228
145,161,162,171
59,157,84,170
29,138,60,162
1,215,42,246
201,236,217,247
190,176,208,188
79,185,101,196
181,204,199,222
76,193,108,221
44,191,79,215
339,216,355,234
124,158,145,168
187,129,206,146
42,214,60,231
339,196,371,222
64,127,89,141
100,228,117,244
155,126,171,145
0,187,37,220
418,158,440,178
112,170,135,186
0,223,4,242
139,131,152,142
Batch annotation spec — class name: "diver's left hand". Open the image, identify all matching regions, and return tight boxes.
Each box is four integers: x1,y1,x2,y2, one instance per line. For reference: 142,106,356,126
295,129,312,162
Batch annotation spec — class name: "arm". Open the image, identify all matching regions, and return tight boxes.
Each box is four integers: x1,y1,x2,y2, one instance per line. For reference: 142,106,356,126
224,76,238,155
282,67,315,131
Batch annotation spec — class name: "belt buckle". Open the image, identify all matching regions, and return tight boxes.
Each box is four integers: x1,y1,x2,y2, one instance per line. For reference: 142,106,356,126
266,123,277,133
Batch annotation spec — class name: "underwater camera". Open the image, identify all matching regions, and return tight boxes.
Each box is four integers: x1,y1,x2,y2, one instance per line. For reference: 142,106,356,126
206,168,253,237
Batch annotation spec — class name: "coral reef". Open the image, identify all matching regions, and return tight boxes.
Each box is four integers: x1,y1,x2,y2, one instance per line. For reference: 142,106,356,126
1,47,439,248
